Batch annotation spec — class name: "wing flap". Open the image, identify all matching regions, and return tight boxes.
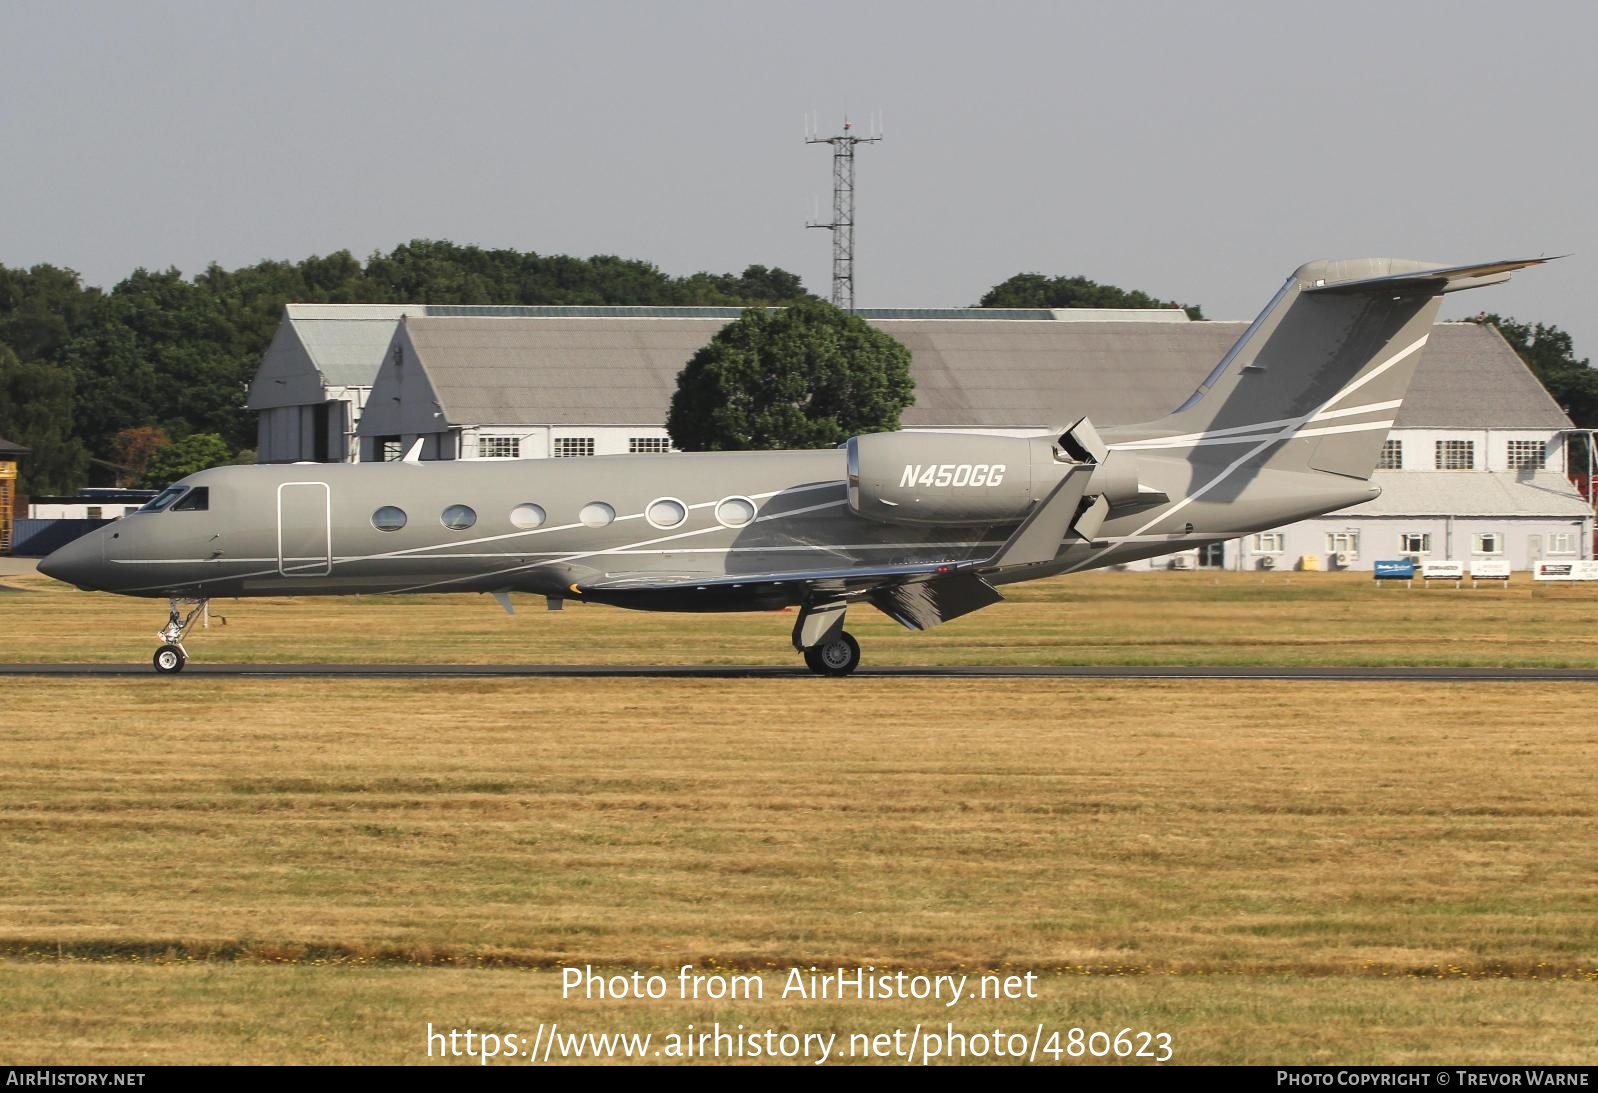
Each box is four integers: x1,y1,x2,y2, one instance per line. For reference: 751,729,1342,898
868,572,1004,631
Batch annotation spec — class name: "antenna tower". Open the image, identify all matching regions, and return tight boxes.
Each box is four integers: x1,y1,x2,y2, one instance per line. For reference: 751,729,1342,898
806,114,881,312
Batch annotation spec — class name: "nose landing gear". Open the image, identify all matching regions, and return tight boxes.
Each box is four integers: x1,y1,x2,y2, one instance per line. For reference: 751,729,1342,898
152,597,208,674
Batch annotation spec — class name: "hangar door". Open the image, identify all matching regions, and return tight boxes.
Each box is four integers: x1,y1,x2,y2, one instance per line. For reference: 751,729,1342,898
277,481,331,577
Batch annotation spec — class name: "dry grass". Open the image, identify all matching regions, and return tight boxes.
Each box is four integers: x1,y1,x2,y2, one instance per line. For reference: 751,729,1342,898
1,668,1596,1063
5,568,1598,667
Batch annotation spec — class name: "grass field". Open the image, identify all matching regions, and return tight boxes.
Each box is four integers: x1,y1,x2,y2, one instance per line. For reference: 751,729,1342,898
1,572,1596,1064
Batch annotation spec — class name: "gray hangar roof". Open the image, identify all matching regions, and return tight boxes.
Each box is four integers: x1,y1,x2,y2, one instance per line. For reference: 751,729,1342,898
248,304,425,410
353,314,1572,434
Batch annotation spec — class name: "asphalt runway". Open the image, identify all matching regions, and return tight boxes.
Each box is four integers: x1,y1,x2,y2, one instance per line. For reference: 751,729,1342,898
4,663,1598,681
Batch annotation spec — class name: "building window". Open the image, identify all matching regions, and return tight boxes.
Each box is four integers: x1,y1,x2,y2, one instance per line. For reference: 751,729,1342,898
629,437,672,454
1473,532,1503,555
478,436,520,459
1507,440,1545,471
86,506,103,519
1548,532,1577,555
1400,532,1431,555
554,437,596,458
1253,532,1284,553
1435,440,1475,470
1378,440,1403,470
379,436,403,462
1325,531,1360,554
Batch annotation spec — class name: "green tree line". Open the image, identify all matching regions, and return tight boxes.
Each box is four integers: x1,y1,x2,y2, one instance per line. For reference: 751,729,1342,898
0,241,812,494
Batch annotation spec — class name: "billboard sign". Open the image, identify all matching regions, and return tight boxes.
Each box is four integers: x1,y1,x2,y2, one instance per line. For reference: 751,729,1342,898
1533,560,1598,581
1372,559,1416,580
1421,561,1464,581
1470,560,1511,581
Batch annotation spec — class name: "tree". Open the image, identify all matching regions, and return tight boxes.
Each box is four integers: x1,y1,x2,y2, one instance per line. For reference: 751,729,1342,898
667,299,914,451
978,272,1203,320
1472,314,1598,428
139,432,231,489
109,425,171,485
0,342,90,494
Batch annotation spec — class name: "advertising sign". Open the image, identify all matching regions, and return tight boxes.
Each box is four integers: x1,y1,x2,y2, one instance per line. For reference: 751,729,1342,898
1469,560,1511,581
1372,559,1415,580
1420,561,1464,581
1533,560,1598,581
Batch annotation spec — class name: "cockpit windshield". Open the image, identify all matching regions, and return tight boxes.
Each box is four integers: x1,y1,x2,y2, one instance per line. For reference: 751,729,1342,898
171,487,209,512
137,485,188,514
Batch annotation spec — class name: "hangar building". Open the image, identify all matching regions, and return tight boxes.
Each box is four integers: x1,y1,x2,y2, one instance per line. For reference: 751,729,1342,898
246,305,1591,571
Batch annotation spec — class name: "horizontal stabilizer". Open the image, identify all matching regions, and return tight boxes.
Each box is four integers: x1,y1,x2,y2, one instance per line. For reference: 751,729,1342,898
1304,256,1558,295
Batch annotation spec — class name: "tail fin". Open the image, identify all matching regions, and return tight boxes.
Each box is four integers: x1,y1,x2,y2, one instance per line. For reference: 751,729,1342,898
1116,257,1553,479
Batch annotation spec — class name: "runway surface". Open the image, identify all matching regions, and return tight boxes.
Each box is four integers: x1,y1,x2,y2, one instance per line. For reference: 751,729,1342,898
5,663,1598,681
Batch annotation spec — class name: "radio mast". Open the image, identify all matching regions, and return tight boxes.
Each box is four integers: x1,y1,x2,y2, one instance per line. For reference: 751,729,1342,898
805,115,881,312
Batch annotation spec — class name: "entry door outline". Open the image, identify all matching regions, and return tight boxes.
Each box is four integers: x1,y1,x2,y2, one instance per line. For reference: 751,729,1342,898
277,481,332,577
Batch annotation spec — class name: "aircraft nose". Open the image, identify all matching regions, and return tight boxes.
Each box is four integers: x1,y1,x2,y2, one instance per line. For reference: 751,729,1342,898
37,530,103,590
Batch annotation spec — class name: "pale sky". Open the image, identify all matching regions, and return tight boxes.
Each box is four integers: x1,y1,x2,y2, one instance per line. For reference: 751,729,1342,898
3,0,1593,358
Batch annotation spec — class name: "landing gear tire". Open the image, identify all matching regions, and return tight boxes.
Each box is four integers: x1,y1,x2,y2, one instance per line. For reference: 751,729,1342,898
153,644,187,674
804,631,860,677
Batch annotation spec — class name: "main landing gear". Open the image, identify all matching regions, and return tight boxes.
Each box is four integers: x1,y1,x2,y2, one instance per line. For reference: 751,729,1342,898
803,631,861,676
793,600,862,676
152,597,208,674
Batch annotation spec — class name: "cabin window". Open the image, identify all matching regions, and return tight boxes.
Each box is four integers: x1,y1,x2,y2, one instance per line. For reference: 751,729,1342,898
646,497,687,529
372,506,407,531
137,486,187,513
509,503,546,530
578,502,615,528
715,496,757,528
171,487,209,512
441,504,477,531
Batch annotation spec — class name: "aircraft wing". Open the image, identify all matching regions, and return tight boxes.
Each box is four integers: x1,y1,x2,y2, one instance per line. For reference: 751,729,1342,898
572,558,974,595
568,465,1097,630
572,561,1005,631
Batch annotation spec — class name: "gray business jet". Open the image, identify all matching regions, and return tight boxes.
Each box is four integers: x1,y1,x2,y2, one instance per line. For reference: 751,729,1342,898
38,257,1549,675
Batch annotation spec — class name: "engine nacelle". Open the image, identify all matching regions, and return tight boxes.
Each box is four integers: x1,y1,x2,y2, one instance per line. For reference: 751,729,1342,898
846,431,1074,526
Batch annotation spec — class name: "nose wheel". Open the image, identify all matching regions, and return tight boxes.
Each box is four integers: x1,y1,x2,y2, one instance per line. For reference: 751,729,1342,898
803,631,861,676
151,597,207,674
